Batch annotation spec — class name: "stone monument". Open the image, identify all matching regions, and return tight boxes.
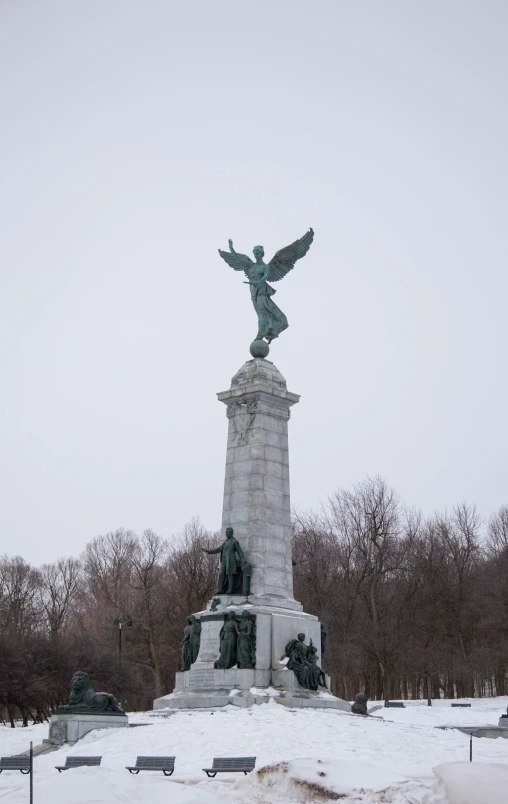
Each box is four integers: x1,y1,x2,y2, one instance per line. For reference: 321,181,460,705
47,671,129,745
153,230,350,712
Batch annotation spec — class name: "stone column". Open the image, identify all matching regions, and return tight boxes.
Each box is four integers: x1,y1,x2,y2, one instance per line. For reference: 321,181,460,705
217,358,300,607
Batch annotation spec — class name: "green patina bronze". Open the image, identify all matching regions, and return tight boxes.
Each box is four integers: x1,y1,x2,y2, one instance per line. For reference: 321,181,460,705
56,671,125,715
181,615,201,671
201,527,246,595
214,610,256,670
218,229,314,356
285,633,327,692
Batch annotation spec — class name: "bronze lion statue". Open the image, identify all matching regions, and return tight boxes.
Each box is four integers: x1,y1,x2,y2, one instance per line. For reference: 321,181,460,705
56,671,124,714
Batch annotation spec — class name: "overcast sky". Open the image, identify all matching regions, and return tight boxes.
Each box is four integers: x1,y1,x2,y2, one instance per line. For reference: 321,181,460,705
1,1,507,565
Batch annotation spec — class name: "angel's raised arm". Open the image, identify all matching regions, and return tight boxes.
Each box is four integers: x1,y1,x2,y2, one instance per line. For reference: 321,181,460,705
218,241,253,273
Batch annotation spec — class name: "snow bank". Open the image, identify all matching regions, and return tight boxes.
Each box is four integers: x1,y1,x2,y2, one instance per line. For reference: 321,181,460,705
237,757,408,800
2,765,225,804
1,698,508,803
424,762,508,804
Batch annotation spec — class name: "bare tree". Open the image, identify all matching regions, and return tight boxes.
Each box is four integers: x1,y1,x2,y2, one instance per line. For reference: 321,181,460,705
39,558,81,637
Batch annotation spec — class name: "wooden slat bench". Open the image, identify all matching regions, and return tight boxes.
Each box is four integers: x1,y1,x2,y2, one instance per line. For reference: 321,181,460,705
384,701,405,708
451,703,471,707
203,757,256,777
0,756,31,774
125,756,175,775
55,756,102,772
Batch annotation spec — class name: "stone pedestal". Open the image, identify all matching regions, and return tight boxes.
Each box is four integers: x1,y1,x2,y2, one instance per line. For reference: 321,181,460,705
217,359,299,604
47,712,129,745
154,358,350,714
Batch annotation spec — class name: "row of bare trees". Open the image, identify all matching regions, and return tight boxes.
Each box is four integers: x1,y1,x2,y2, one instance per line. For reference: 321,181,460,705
1,478,507,723
0,520,217,725
293,477,508,703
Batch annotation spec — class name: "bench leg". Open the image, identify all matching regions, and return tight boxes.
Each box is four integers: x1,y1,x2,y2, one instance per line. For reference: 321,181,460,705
128,769,140,774
20,770,30,775
205,772,217,778
163,770,174,776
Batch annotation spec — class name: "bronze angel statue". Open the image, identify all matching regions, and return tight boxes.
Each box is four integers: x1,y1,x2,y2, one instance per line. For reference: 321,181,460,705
218,229,314,354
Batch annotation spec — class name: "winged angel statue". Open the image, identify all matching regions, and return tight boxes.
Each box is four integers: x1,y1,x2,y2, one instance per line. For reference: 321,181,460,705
218,229,314,355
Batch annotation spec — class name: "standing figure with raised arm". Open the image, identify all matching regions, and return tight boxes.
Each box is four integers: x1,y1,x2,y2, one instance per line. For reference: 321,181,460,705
218,229,314,356
201,527,246,595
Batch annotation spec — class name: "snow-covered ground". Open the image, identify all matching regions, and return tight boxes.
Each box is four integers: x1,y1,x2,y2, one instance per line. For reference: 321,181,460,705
0,697,507,803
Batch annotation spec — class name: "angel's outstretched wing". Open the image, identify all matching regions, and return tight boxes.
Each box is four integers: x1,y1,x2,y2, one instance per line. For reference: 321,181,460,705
267,228,314,282
218,247,253,277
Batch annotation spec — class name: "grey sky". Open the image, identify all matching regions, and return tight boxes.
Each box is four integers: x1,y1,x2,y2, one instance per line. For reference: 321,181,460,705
1,1,507,565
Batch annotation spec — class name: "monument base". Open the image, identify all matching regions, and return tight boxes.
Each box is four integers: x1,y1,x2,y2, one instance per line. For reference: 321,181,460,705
153,666,350,712
46,712,129,745
154,685,349,713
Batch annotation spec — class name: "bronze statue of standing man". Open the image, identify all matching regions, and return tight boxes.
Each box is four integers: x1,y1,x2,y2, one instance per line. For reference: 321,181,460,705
201,527,246,595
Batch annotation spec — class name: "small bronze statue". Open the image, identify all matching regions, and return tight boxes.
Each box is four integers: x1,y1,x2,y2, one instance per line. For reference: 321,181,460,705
236,610,256,669
214,612,238,669
214,610,256,670
352,693,369,715
181,615,201,671
201,527,247,595
307,640,327,689
56,672,124,714
191,618,201,663
285,633,327,692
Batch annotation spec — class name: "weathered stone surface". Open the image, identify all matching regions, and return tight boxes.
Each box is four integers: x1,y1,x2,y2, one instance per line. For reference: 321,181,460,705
48,713,129,745
217,359,299,603
155,679,350,712
275,691,351,711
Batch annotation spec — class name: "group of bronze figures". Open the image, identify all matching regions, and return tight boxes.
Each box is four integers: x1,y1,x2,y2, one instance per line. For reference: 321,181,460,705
181,527,328,690
214,611,256,669
180,614,327,692
180,611,256,672
284,633,327,691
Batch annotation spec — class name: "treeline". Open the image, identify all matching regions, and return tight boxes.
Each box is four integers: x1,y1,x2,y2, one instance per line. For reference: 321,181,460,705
0,520,217,725
293,477,508,703
1,478,507,724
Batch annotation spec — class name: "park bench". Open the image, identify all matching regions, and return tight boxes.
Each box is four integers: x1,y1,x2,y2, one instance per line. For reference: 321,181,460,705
125,756,175,775
451,703,471,707
0,756,31,774
384,701,405,708
203,757,256,777
55,756,102,772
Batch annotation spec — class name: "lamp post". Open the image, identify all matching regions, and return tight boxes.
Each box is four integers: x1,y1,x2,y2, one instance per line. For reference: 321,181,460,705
113,616,132,673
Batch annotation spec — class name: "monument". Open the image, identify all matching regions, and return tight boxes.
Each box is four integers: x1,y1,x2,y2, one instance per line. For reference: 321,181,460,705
47,671,129,745
154,230,350,711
